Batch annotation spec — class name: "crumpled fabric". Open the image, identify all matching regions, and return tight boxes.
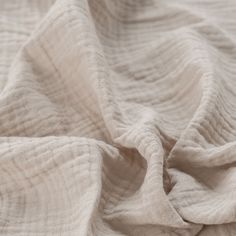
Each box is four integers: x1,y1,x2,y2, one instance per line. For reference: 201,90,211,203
1,0,236,235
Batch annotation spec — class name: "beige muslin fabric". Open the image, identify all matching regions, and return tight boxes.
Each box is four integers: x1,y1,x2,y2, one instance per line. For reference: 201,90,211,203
1,0,236,235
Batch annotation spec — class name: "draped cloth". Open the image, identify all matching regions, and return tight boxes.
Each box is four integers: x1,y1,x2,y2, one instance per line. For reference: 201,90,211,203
1,0,236,235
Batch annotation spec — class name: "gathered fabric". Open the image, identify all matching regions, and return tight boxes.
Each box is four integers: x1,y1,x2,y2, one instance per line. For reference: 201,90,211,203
1,0,236,235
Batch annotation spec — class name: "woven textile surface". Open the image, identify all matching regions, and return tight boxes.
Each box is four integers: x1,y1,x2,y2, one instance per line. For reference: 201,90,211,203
1,0,236,235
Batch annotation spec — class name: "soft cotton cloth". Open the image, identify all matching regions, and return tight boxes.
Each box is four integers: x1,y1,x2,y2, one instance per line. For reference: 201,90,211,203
1,0,236,235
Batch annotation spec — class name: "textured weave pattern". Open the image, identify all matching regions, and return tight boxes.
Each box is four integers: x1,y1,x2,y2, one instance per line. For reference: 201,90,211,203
1,0,236,235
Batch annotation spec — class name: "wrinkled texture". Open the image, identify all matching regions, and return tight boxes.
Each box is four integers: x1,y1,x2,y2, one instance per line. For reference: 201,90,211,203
1,0,236,235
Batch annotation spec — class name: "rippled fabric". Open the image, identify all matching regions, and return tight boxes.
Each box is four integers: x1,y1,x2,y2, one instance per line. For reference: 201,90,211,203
1,0,236,235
